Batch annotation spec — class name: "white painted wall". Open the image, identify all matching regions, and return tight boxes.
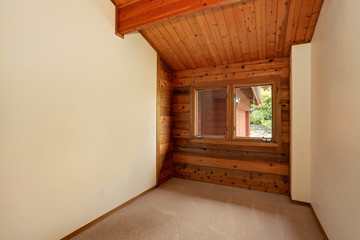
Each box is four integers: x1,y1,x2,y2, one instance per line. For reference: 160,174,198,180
290,43,312,203
311,0,360,239
0,1,157,239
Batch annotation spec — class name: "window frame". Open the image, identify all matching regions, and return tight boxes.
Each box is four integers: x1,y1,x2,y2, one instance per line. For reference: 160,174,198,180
190,78,281,147
190,83,231,142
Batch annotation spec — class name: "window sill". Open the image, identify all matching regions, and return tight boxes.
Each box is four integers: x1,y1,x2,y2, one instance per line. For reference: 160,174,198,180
189,137,281,148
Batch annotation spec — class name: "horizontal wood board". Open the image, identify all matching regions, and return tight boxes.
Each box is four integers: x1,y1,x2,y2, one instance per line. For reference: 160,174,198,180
157,56,174,184
172,57,291,194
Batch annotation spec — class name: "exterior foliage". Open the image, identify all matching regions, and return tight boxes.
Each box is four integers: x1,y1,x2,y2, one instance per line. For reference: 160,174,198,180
250,87,272,129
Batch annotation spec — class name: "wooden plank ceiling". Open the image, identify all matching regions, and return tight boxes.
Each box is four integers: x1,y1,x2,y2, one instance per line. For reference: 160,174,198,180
114,0,323,71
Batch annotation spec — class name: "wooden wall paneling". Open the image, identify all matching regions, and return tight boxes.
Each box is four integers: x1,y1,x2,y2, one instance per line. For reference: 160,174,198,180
173,104,190,113
174,163,289,194
173,152,290,175
172,57,291,194
157,56,175,185
174,57,289,78
174,138,290,154
173,146,289,163
174,68,289,87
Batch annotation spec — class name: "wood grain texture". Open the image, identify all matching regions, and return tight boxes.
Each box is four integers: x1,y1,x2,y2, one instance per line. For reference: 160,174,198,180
157,56,174,185
172,58,291,194
174,163,289,194
136,0,323,70
173,152,290,175
117,0,250,34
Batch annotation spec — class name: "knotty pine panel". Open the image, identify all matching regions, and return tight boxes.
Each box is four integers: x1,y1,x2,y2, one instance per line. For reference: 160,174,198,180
172,58,291,194
174,163,289,194
157,57,174,185
138,0,323,71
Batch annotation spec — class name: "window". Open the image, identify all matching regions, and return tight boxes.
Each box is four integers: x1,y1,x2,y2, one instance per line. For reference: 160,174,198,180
196,89,227,138
190,79,280,146
234,85,272,139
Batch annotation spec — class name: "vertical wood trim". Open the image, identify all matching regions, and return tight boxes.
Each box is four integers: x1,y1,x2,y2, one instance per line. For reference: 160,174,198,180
156,54,161,186
190,86,196,141
289,51,293,205
157,57,175,184
226,84,232,141
230,84,235,141
309,204,330,240
290,199,329,240
273,77,282,144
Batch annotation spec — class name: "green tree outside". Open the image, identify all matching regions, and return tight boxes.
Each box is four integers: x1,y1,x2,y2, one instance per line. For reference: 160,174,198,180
250,87,272,129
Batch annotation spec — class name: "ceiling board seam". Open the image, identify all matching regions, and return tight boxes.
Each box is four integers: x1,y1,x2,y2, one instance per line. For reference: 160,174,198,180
149,26,187,70
185,15,218,67
162,23,198,69
182,17,214,66
304,0,322,41
293,0,305,42
194,12,224,66
170,19,204,68
252,0,261,60
140,30,175,70
204,10,231,64
223,4,245,62
157,24,193,69
220,6,240,63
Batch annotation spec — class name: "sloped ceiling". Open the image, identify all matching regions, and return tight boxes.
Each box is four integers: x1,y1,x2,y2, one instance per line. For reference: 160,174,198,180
113,0,323,71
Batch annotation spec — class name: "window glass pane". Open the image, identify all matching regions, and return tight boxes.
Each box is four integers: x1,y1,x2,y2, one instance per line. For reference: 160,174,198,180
196,89,227,137
234,85,272,138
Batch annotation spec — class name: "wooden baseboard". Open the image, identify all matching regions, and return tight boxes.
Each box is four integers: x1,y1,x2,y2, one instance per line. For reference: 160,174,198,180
290,198,329,240
290,199,311,206
309,204,329,240
61,185,157,240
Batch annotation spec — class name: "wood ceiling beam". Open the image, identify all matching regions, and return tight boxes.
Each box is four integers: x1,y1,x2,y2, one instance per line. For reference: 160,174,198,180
111,0,141,7
115,0,252,36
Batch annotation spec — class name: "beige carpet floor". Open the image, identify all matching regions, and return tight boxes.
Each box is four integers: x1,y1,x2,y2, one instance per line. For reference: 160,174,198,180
72,178,324,240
